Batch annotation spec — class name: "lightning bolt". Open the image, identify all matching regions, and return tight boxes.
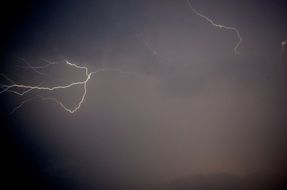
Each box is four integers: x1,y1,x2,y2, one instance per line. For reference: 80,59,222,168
0,2,284,114
186,0,242,55
9,97,39,114
16,57,47,76
0,60,142,114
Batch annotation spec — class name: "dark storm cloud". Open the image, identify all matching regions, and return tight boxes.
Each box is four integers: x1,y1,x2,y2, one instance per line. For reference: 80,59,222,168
1,0,287,189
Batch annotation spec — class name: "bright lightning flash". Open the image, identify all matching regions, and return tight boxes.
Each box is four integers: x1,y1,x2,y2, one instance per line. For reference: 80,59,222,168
186,0,242,55
0,60,140,114
0,2,285,114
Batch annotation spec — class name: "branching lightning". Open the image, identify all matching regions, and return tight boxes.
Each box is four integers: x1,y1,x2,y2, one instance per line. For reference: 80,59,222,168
186,0,242,55
0,2,285,115
0,60,141,114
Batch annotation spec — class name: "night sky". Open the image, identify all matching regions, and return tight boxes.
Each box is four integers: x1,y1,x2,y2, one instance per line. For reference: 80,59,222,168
1,0,287,189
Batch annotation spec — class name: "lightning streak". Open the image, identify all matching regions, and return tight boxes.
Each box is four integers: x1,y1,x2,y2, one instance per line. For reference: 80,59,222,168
16,57,47,76
0,60,142,114
186,0,242,55
0,2,283,114
9,97,39,114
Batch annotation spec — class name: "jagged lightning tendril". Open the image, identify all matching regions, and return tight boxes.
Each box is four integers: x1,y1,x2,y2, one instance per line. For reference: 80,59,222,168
0,60,141,114
186,0,242,55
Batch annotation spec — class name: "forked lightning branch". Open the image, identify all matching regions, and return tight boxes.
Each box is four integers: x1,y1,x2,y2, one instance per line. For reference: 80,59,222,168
0,0,286,114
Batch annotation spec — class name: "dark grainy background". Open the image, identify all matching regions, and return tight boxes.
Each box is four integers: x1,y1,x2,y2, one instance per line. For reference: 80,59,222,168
1,0,287,189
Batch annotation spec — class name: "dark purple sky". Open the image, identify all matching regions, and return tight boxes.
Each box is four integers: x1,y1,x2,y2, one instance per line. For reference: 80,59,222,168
1,0,287,189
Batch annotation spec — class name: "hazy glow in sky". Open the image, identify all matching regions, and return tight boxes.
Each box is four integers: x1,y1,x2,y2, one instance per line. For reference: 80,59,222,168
0,0,287,189
0,0,246,114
